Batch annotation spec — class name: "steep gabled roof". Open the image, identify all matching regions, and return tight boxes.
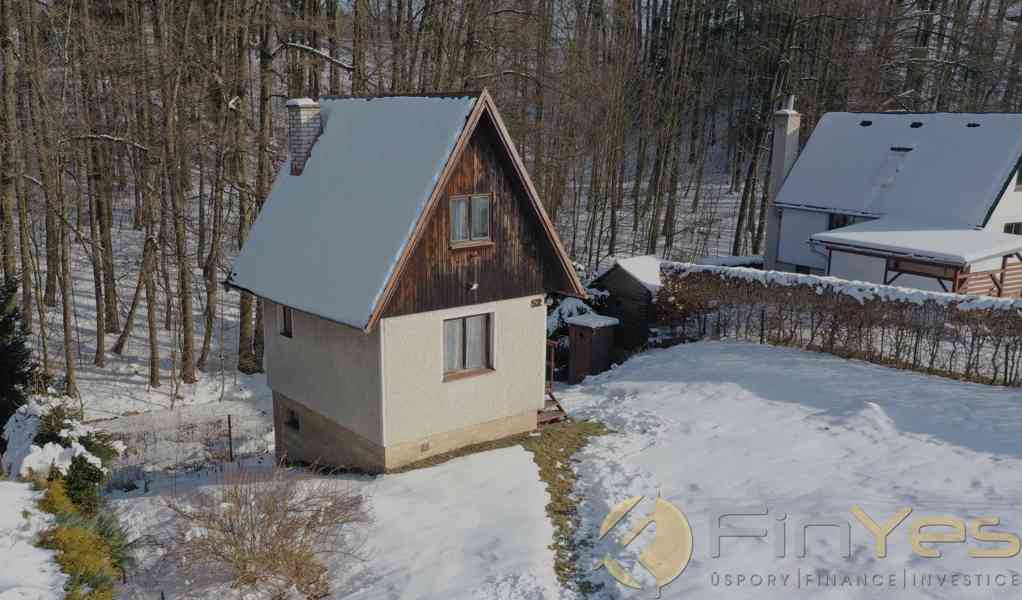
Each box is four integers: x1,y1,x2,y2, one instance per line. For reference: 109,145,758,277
774,112,1022,228
228,90,584,331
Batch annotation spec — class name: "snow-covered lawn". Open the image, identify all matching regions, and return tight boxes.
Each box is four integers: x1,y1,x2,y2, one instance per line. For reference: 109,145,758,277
561,341,1022,598
114,446,560,600
0,482,65,600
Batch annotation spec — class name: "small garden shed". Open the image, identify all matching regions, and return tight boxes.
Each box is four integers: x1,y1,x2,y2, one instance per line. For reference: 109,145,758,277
590,256,661,349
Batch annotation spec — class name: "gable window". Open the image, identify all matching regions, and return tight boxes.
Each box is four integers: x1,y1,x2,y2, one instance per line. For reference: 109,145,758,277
1005,222,1022,235
450,194,491,244
443,313,491,377
280,306,294,338
1016,169,1022,191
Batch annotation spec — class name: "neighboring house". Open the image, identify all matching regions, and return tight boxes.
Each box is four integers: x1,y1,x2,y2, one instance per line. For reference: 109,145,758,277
227,90,585,472
764,104,1022,296
590,256,661,349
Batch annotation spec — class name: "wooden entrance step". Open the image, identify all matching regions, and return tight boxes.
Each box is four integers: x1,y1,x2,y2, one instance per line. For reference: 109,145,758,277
538,394,568,426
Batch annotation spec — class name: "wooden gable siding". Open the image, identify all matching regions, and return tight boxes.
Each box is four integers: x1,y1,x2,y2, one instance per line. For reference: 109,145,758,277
592,266,654,349
381,114,574,319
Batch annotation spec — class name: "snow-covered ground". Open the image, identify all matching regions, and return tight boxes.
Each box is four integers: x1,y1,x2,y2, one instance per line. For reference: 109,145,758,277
0,482,66,600
561,341,1022,598
114,446,561,600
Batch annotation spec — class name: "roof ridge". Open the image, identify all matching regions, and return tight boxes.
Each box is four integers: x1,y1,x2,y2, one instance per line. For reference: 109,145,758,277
317,91,481,100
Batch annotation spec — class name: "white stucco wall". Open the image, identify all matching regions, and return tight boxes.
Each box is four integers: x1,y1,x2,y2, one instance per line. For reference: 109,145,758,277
777,208,829,271
827,251,947,292
263,299,383,444
379,295,546,447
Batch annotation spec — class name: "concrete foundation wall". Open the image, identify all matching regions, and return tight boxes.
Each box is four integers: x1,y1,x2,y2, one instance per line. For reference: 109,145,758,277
263,299,383,445
379,295,546,448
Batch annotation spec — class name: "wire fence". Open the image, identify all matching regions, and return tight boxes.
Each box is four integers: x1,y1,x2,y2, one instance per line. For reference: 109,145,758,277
100,412,274,492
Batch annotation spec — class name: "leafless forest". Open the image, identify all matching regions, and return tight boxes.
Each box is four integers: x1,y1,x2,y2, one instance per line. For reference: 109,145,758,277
2,0,1022,394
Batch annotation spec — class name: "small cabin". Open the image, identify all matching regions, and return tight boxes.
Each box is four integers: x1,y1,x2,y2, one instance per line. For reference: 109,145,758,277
228,90,584,472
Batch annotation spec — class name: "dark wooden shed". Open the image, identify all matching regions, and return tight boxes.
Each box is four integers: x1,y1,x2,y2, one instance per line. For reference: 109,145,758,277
589,256,661,350
566,313,619,383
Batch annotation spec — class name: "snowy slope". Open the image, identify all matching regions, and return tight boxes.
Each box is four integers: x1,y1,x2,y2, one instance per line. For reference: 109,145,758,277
0,482,66,600
561,342,1022,598
113,446,561,600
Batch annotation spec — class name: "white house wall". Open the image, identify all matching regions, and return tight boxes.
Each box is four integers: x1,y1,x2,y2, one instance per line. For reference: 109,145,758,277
777,208,829,270
379,295,546,448
828,251,946,292
984,176,1022,234
263,299,383,445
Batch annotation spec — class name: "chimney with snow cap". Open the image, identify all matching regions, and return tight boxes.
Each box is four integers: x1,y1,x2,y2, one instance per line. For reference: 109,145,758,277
287,98,321,176
764,95,801,270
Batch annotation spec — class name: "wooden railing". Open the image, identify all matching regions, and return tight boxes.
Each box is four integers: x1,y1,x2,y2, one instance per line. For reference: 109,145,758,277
957,259,1022,297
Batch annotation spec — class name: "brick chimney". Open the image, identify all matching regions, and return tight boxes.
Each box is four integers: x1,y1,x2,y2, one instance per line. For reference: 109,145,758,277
286,98,321,176
764,95,801,270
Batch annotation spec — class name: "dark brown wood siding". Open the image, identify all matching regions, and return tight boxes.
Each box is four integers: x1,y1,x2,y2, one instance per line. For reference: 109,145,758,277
591,266,654,349
381,113,576,319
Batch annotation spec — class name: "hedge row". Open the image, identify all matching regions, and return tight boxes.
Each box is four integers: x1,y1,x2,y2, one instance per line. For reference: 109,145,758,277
657,263,1022,386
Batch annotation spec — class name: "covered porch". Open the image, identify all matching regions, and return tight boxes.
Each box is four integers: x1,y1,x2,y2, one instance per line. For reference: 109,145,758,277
811,220,1022,298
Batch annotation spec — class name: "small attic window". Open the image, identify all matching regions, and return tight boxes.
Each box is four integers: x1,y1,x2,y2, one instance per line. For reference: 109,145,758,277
859,120,873,127
967,123,981,128
910,121,924,128
1016,169,1022,191
450,193,492,246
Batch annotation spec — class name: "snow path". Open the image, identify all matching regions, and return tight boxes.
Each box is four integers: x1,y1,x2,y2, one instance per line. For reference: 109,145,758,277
0,482,65,600
561,342,1022,598
114,446,562,600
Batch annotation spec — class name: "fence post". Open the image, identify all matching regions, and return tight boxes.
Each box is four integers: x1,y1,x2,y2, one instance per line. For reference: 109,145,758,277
760,308,766,344
227,414,234,462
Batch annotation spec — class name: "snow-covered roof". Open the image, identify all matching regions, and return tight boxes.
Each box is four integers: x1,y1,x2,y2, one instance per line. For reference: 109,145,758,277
599,255,663,293
775,112,1022,228
228,94,478,329
811,218,1022,265
565,313,620,329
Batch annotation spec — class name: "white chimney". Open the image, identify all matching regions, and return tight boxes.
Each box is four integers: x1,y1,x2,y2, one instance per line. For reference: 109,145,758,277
764,95,801,270
286,98,321,176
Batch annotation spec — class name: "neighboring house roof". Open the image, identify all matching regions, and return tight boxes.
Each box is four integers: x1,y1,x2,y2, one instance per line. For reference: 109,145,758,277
774,112,1022,228
228,90,584,331
811,219,1022,265
594,255,662,294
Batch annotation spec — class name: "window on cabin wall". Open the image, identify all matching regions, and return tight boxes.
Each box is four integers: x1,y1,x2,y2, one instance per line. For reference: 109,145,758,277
1016,169,1022,191
450,194,491,244
1005,222,1022,235
280,306,294,338
443,313,492,376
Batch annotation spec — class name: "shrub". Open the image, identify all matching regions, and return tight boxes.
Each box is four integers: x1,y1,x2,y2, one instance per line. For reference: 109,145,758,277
165,465,371,598
65,455,105,516
39,478,76,516
39,525,119,592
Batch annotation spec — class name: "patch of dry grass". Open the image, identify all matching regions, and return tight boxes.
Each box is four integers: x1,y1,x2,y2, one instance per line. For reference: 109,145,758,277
522,420,608,594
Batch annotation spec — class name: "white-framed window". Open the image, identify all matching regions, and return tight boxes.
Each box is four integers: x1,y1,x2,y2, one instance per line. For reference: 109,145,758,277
280,305,294,338
443,313,491,376
450,194,491,243
1005,222,1022,235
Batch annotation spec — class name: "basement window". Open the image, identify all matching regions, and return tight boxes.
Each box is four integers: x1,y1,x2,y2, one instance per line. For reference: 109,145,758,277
280,306,293,338
443,313,492,379
285,409,300,431
450,194,491,245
